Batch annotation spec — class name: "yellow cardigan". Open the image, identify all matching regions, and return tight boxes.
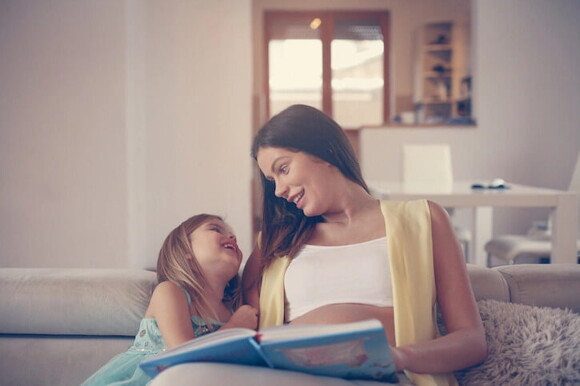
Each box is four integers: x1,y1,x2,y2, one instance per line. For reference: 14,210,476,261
258,200,457,386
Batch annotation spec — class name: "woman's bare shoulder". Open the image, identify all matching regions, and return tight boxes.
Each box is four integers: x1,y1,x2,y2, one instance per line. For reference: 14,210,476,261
426,200,454,230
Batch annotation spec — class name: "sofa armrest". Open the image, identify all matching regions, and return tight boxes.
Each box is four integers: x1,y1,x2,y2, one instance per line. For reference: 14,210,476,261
467,264,510,303
495,264,580,313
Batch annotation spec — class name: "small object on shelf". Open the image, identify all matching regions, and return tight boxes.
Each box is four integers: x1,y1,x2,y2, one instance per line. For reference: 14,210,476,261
489,178,509,189
429,34,449,45
470,179,510,190
401,111,415,124
436,80,450,100
432,64,450,74
457,98,471,117
460,76,472,98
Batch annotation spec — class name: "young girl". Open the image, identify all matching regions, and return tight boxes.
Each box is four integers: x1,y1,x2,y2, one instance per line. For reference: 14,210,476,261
82,214,258,386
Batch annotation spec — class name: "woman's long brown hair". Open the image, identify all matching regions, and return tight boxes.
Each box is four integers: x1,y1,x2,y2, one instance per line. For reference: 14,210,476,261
251,104,368,266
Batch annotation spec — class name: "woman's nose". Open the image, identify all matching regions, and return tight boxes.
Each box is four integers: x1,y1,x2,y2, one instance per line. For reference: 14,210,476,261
228,234,237,242
274,181,288,198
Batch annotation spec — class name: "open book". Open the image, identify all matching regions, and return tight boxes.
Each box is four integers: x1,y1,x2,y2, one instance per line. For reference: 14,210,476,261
140,318,397,382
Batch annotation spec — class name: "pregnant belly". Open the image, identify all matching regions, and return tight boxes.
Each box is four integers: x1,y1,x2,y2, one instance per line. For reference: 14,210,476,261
289,303,396,346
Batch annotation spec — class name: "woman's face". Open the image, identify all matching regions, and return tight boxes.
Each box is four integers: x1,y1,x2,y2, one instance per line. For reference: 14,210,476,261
189,219,242,280
257,146,336,217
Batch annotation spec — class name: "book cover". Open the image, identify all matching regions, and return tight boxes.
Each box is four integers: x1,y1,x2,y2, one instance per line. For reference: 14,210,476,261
139,319,397,383
139,328,267,377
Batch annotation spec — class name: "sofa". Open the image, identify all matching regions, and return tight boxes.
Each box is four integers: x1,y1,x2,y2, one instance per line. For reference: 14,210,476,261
1,264,579,386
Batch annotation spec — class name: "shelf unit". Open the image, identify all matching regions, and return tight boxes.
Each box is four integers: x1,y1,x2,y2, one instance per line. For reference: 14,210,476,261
413,22,471,124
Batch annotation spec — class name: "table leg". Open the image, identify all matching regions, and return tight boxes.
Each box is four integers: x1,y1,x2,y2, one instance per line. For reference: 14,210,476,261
551,193,578,264
471,206,492,267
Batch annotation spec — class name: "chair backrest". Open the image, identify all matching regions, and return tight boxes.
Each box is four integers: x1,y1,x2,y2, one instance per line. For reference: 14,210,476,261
402,143,453,192
568,151,580,233
568,151,580,193
543,152,580,236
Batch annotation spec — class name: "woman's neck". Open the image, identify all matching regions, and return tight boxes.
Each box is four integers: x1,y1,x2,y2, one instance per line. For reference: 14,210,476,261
322,182,377,226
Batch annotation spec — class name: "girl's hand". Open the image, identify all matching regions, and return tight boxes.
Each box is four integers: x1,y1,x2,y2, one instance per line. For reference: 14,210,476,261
222,305,259,330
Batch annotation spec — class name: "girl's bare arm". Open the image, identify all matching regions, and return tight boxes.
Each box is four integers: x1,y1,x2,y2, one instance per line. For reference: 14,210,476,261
147,281,195,348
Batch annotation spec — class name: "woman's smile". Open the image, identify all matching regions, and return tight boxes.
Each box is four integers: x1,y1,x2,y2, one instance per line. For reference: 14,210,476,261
289,189,305,207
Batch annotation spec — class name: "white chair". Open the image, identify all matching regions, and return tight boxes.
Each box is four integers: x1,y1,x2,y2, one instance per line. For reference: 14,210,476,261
485,152,580,266
402,144,472,259
403,144,454,193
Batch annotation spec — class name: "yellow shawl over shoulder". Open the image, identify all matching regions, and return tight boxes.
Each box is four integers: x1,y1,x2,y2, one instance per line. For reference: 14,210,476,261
258,200,457,386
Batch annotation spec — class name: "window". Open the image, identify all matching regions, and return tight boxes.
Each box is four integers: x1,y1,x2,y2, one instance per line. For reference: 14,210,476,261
265,11,390,128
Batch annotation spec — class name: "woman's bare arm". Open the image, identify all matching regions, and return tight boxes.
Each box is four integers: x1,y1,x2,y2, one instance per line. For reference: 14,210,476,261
392,201,487,373
241,247,262,309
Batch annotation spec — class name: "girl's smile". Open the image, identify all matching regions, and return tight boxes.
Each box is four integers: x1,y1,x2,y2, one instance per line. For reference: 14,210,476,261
190,219,242,277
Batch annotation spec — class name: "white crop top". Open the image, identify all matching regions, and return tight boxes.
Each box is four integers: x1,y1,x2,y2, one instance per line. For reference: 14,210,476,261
284,237,393,322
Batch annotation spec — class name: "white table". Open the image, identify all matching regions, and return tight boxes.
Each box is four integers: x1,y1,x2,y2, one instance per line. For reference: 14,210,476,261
369,181,578,266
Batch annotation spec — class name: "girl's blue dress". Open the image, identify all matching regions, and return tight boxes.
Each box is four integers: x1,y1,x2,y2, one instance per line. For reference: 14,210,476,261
81,314,222,386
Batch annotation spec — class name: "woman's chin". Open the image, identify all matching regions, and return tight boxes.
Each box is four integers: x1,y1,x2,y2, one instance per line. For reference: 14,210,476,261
301,207,320,218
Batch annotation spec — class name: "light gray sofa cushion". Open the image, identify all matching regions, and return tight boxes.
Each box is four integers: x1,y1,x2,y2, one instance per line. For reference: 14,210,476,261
0,268,157,336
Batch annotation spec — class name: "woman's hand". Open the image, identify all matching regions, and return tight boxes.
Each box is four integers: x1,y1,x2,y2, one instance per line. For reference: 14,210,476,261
390,346,402,372
390,346,408,372
222,305,259,330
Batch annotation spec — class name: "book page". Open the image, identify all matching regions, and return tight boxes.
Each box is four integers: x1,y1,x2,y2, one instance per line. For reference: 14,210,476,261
258,319,382,342
163,328,255,355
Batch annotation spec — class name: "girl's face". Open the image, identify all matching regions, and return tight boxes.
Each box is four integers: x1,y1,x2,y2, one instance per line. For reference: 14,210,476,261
189,219,242,279
257,146,336,217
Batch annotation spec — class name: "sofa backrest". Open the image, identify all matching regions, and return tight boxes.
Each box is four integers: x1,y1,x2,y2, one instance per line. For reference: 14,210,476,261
0,268,157,336
493,264,580,313
1,264,579,338
467,264,580,313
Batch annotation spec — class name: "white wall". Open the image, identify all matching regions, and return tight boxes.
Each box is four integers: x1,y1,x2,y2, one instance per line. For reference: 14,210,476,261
128,0,253,269
0,1,129,267
361,0,580,236
1,0,253,268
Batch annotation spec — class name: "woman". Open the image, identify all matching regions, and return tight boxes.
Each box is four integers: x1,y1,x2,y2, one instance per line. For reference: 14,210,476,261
242,104,487,385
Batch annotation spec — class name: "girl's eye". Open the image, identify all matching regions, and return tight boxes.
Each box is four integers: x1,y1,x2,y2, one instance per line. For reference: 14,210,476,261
279,165,288,174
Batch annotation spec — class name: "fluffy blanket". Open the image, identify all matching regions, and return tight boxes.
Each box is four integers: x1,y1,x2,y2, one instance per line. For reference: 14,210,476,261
454,300,580,385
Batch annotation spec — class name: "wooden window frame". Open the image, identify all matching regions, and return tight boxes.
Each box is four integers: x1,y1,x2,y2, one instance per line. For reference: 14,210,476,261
264,10,391,126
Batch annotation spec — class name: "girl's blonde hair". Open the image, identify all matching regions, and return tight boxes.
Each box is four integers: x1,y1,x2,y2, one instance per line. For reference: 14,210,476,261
156,214,241,329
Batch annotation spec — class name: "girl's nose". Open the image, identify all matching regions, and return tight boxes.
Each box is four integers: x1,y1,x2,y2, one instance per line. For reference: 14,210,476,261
228,233,237,242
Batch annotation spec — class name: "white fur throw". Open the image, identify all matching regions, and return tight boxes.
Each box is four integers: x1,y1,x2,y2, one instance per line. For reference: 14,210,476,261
454,300,580,385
